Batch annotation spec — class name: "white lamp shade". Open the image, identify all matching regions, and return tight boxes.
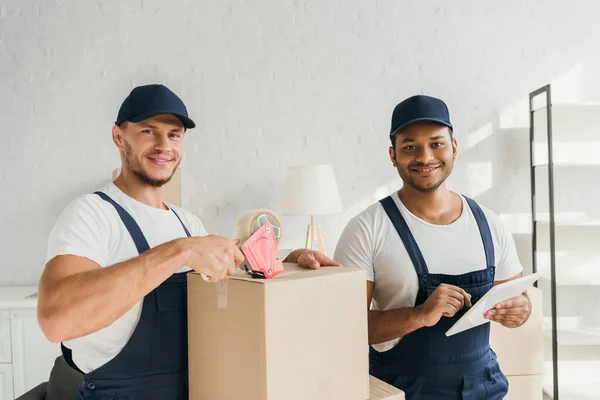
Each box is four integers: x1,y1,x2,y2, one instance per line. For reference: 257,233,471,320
283,165,343,216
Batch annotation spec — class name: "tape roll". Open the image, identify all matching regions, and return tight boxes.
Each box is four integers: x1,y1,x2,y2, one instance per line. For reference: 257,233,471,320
236,209,282,243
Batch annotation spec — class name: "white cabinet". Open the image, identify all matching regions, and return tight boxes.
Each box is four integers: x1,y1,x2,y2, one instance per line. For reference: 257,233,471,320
10,308,61,398
0,364,13,400
0,311,11,363
0,287,61,400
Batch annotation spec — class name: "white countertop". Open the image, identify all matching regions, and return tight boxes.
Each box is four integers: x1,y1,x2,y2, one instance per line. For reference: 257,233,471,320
0,286,38,308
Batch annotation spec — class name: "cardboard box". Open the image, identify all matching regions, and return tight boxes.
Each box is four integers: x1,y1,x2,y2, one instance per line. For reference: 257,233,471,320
490,287,543,376
368,376,405,400
504,375,543,400
188,264,370,400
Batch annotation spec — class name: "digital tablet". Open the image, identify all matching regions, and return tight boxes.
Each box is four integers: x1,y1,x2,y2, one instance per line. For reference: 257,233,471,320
445,272,540,337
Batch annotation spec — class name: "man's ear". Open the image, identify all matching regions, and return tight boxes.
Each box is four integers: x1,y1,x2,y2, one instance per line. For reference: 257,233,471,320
112,124,125,151
388,146,397,167
452,136,458,160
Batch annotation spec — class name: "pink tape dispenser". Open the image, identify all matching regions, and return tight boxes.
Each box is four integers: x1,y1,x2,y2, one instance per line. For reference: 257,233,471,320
240,221,284,279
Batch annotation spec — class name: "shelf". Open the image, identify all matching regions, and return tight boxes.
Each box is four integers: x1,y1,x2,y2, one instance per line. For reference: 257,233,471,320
539,275,600,286
536,251,600,286
533,102,600,113
542,359,600,400
532,141,600,167
0,286,39,308
543,318,600,346
543,381,600,400
534,161,600,167
535,217,600,227
534,222,600,252
543,327,600,346
533,103,600,144
498,213,600,234
535,211,600,226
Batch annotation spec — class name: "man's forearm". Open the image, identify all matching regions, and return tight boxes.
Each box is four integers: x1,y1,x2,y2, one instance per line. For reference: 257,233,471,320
38,238,190,343
368,306,426,345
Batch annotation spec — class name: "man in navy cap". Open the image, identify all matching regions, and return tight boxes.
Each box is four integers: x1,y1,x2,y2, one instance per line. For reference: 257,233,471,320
36,84,337,399
334,95,531,399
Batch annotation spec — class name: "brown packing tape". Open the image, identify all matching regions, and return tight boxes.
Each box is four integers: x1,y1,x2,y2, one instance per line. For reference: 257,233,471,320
213,271,294,310
237,209,282,243
216,280,228,309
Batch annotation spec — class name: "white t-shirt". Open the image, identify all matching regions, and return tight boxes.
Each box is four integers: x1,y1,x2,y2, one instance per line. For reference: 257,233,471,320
333,192,523,352
46,183,208,373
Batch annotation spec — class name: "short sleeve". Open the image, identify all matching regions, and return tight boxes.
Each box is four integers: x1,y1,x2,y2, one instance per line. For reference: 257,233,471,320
46,195,112,267
488,212,524,281
189,215,208,237
334,216,375,281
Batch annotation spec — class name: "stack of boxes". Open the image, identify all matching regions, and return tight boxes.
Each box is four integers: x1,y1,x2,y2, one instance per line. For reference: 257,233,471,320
490,287,544,400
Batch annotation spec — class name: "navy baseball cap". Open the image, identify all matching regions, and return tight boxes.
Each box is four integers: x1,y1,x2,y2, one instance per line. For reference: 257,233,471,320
115,84,196,129
390,95,452,139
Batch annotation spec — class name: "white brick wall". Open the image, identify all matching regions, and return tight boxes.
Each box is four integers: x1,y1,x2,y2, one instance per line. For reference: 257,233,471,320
1,0,600,286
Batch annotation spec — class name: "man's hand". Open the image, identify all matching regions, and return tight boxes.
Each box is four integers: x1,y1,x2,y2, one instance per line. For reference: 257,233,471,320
417,284,472,327
183,235,245,282
284,249,340,269
485,293,530,328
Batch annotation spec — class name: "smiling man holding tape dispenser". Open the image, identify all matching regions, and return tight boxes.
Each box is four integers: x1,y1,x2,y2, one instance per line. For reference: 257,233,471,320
36,84,338,400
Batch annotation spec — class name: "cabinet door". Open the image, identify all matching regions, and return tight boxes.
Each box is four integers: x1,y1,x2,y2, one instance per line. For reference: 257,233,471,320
0,364,13,400
10,308,61,398
0,311,11,363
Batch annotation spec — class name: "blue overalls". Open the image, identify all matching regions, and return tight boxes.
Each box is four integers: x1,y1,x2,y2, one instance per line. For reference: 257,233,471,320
62,192,192,400
369,195,509,400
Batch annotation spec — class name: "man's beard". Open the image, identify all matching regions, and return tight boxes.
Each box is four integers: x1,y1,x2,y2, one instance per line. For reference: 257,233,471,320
397,157,454,194
124,141,180,187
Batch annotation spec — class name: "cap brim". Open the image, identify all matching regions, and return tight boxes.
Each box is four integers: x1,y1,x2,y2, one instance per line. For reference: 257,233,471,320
122,110,196,129
390,118,452,137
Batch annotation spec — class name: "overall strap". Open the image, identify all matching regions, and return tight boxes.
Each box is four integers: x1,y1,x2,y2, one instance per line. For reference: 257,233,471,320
170,208,191,237
464,196,495,269
94,192,151,254
379,196,429,278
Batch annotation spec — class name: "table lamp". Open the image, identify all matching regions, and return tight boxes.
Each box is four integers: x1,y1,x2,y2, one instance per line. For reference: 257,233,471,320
283,165,342,254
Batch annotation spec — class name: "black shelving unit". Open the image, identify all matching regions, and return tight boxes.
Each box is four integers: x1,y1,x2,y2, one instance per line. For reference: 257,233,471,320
529,84,559,400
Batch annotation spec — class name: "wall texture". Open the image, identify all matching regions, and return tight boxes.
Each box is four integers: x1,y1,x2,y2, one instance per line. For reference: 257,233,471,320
1,0,599,285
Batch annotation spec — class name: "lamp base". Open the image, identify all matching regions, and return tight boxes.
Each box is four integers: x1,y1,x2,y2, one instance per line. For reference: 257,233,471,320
305,218,326,255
